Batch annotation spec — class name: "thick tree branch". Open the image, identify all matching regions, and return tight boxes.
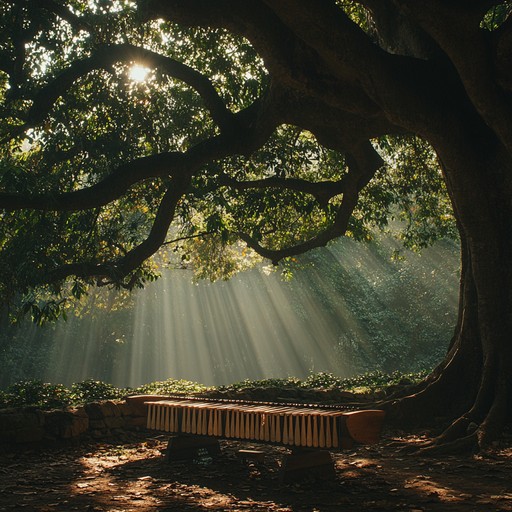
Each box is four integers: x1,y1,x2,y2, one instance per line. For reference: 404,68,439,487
220,140,383,208
358,0,442,58
44,176,190,285
0,152,184,211
220,175,346,207
146,0,469,142
394,1,512,154
260,0,478,144
141,1,383,117
237,141,383,264
0,95,278,212
263,0,381,80
12,43,234,135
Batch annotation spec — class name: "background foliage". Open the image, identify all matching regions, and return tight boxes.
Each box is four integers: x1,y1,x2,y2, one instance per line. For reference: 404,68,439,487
0,233,459,389
0,370,428,410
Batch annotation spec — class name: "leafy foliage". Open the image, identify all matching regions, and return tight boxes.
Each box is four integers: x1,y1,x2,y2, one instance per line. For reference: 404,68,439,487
481,2,512,30
0,371,428,410
0,377,208,409
216,377,302,393
1,379,71,409
134,378,209,395
217,370,428,394
302,370,429,391
0,1,461,323
69,379,124,403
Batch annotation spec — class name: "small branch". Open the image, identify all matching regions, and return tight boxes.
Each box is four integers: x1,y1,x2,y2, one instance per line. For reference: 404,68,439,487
236,140,383,264
238,190,358,265
219,174,346,207
162,230,215,246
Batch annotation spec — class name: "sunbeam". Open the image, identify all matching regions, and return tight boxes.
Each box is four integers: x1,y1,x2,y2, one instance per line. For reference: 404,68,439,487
0,237,460,389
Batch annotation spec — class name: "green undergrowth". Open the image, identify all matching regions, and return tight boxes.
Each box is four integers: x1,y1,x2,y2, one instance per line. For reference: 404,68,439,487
0,370,428,410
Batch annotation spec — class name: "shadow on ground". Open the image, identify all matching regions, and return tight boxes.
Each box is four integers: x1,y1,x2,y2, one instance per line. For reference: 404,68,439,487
1,431,511,511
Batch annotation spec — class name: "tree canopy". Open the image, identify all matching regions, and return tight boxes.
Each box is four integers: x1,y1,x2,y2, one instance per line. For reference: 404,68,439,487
0,0,459,316
1,0,512,451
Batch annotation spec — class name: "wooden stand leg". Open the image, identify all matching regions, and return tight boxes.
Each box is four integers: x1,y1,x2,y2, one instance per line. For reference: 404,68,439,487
165,435,221,461
281,449,336,482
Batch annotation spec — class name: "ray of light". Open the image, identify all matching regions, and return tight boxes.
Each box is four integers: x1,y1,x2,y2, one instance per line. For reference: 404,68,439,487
0,237,460,389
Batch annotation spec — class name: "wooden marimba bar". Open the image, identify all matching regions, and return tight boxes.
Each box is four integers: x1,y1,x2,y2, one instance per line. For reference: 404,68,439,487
146,398,384,449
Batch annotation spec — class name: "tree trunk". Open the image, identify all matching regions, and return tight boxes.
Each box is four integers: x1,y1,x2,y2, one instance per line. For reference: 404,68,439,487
385,139,512,451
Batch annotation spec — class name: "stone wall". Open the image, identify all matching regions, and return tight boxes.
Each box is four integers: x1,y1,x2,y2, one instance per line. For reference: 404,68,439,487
0,395,168,447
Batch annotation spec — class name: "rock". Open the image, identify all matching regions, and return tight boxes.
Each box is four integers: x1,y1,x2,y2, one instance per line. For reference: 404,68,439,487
84,402,105,420
124,416,147,428
0,409,46,444
89,419,107,429
104,416,125,429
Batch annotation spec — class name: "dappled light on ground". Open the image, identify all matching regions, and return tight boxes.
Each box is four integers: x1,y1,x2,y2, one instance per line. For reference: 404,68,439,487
1,430,512,511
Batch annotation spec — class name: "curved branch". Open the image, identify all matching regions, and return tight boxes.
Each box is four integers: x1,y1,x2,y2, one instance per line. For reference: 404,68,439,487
220,140,383,205
44,176,190,285
142,1,383,118
220,175,346,207
239,191,358,265
0,151,184,211
1,92,278,213
144,0,468,142
237,141,383,264
16,43,234,133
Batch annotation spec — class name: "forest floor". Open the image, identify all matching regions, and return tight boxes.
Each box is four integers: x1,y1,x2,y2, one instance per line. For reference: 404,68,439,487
1,428,512,512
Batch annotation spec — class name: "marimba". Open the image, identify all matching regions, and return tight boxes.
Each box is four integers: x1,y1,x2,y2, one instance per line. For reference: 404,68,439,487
146,397,385,450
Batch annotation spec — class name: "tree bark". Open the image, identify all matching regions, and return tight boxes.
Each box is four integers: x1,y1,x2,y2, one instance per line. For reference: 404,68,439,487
384,136,512,450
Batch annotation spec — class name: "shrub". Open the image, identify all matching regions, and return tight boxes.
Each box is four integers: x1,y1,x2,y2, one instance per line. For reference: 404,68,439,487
70,379,125,404
302,372,344,389
0,389,11,408
217,377,302,393
133,378,209,396
5,380,71,409
332,370,428,392
0,371,430,410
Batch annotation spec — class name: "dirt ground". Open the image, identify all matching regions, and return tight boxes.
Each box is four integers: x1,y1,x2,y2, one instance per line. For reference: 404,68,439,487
1,430,511,512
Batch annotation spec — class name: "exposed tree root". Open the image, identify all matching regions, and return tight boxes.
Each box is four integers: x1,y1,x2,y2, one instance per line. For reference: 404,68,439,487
416,432,479,456
434,415,476,444
379,358,475,427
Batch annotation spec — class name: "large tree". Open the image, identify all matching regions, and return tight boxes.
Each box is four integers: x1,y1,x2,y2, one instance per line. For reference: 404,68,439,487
0,0,511,451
